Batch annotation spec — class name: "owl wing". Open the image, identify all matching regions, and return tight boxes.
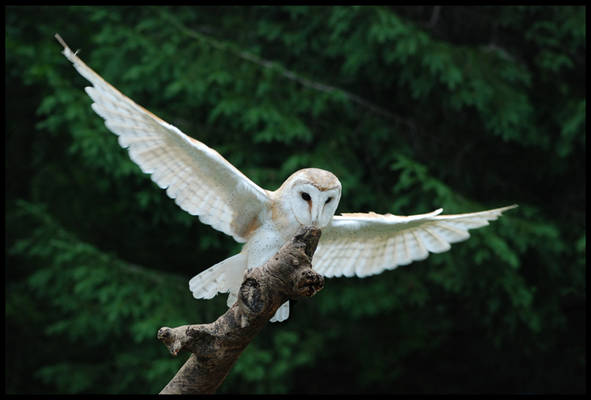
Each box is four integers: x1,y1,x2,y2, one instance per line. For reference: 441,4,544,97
57,36,270,243
313,205,517,278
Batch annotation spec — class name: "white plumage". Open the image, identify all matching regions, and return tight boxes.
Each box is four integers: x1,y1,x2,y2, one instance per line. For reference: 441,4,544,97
57,36,517,323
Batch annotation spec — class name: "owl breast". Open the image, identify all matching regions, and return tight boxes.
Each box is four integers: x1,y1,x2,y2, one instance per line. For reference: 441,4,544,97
243,199,301,269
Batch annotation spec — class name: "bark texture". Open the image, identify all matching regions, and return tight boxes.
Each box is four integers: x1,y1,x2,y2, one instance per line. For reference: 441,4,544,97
157,226,324,394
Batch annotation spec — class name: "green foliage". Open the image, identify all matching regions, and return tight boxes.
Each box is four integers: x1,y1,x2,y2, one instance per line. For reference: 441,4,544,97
7,200,204,393
6,5,585,394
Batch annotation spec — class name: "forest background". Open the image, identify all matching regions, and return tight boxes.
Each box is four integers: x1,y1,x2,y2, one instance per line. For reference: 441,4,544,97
5,5,585,394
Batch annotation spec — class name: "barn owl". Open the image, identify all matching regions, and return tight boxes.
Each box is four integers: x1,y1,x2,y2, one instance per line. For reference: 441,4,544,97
56,35,517,322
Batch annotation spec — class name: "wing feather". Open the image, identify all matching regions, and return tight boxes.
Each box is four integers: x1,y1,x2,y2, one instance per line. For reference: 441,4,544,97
354,238,373,277
432,222,471,242
58,37,270,242
416,226,451,253
314,205,517,278
395,233,411,266
372,236,396,277
409,230,429,261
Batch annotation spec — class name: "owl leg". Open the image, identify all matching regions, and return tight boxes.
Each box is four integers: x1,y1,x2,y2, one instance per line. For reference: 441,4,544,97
269,301,290,323
226,292,237,307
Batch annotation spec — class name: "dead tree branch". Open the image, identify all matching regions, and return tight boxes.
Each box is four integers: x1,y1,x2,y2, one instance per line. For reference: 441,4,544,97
157,226,324,394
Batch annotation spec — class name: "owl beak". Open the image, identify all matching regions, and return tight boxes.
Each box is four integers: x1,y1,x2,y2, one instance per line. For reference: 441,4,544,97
310,203,321,227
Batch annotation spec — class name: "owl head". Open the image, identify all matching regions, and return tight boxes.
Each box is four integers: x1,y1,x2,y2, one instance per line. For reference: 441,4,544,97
279,168,342,228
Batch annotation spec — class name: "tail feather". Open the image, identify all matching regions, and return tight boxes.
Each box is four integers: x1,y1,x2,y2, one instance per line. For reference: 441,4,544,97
189,253,246,300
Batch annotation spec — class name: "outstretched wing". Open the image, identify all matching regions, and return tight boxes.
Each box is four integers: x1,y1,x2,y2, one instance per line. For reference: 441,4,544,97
56,35,270,243
313,205,517,278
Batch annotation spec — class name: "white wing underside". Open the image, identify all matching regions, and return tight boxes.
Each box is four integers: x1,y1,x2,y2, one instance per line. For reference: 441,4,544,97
314,205,517,278
58,41,270,243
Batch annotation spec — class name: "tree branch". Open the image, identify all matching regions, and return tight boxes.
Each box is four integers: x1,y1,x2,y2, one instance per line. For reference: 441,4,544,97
157,226,324,394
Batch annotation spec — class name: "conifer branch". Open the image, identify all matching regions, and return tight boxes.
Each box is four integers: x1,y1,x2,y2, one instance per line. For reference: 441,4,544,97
159,9,417,134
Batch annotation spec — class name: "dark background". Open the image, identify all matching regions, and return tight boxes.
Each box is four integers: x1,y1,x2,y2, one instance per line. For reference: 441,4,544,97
5,5,585,394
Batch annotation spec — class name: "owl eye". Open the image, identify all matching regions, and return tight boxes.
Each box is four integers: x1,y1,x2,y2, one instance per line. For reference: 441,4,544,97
300,192,311,201
325,197,332,204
